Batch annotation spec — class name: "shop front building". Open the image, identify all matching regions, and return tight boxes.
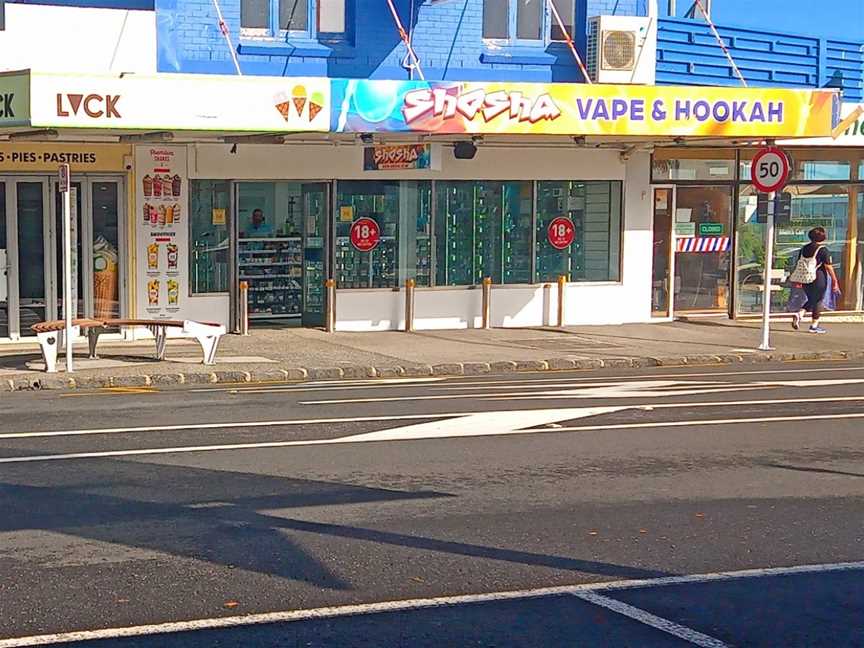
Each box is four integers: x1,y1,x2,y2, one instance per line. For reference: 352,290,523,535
652,103,863,319
0,143,130,339
0,70,838,338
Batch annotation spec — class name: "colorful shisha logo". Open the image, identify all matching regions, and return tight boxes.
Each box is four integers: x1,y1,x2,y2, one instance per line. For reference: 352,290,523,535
403,87,562,125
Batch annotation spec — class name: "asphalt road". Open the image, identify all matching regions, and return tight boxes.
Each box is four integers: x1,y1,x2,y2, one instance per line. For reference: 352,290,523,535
1,360,863,647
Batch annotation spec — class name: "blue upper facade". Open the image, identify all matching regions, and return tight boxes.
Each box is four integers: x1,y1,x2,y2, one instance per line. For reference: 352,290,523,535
157,0,643,80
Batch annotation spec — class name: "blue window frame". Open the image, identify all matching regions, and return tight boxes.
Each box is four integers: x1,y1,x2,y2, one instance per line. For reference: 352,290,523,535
482,0,546,43
241,0,347,40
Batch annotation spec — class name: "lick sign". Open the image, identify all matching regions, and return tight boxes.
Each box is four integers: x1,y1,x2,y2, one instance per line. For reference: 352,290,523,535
350,217,380,252
547,216,575,250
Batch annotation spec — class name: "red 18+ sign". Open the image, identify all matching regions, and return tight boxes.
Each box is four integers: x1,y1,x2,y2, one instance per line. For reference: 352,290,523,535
547,216,575,250
751,147,789,193
350,217,381,252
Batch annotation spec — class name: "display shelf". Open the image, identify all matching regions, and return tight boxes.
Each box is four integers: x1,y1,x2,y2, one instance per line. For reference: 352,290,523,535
240,237,302,243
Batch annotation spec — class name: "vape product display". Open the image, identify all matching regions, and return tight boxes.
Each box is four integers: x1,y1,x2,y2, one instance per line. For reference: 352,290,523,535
238,238,304,318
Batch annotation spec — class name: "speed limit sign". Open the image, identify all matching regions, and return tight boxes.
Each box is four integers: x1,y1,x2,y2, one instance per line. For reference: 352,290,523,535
751,147,789,193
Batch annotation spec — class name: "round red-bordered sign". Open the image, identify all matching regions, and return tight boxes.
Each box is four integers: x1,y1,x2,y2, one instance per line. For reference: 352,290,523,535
547,216,575,250
350,217,381,252
751,147,790,193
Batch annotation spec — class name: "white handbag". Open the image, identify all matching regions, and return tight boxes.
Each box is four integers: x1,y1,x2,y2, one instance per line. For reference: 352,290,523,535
788,245,824,285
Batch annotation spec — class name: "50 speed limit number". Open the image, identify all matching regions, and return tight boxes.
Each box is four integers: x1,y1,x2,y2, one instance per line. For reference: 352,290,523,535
751,147,789,193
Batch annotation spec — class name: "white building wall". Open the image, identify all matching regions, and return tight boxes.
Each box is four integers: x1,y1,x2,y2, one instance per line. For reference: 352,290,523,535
188,144,654,331
0,5,156,74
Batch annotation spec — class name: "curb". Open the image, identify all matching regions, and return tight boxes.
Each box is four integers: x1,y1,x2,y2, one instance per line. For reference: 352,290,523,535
2,350,860,393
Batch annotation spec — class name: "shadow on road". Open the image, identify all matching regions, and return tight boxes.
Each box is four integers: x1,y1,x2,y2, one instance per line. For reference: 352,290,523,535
0,456,667,591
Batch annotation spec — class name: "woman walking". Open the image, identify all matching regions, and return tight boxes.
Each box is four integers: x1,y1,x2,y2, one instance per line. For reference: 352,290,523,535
790,227,840,334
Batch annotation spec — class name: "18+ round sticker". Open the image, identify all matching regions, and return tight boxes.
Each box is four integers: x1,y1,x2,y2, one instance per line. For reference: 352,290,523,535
751,147,789,193
547,216,575,250
350,217,380,252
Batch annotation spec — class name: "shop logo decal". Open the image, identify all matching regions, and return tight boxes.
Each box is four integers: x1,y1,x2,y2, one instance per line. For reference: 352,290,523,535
403,88,561,125
56,93,122,119
0,93,14,118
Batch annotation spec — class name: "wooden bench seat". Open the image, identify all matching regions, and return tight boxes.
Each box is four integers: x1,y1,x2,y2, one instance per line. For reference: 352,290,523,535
31,318,227,372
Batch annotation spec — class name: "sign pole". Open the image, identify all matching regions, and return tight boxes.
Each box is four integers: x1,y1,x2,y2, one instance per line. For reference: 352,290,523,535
758,190,776,351
59,164,74,373
750,144,789,352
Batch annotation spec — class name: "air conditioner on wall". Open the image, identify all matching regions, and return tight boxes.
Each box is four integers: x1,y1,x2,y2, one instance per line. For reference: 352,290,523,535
587,15,657,85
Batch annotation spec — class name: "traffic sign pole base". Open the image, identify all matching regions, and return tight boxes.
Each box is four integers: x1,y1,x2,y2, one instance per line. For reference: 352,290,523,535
758,344,774,351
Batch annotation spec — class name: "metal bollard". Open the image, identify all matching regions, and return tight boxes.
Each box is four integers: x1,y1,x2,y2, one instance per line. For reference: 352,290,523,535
239,281,250,336
325,279,336,333
481,277,492,329
557,275,566,328
404,278,416,332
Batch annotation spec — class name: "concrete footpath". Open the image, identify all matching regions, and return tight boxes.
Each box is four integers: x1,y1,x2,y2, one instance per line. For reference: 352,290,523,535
0,318,860,391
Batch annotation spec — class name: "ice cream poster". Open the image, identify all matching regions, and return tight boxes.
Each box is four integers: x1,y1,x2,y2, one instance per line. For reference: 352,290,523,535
135,145,189,320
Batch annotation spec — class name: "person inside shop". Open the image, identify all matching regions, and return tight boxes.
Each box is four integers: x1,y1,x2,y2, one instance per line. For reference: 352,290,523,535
243,208,274,238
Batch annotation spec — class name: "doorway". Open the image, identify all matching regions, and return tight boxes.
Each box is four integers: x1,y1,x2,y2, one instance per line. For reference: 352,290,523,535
651,186,674,318
0,175,125,339
235,181,329,328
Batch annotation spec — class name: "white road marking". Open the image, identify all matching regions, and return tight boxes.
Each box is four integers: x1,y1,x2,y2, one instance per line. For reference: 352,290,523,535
3,394,863,441
2,561,861,647
2,411,864,465
299,377,864,405
572,590,729,647
203,365,864,394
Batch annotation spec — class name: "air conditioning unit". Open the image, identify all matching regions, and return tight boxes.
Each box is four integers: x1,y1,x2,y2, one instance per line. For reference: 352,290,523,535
587,15,656,85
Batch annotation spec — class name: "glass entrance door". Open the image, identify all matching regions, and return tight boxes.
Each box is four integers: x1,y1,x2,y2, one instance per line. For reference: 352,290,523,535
16,180,50,336
0,181,8,338
652,187,674,318
301,183,328,327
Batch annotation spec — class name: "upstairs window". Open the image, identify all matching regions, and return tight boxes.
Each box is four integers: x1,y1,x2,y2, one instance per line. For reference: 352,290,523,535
483,0,545,42
241,0,346,38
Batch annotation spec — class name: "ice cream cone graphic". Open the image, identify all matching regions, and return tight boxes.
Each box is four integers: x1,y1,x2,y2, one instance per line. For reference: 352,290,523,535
274,92,291,121
292,85,307,118
309,91,325,121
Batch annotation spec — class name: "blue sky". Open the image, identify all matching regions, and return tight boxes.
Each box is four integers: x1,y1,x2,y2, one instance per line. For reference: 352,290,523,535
664,0,864,42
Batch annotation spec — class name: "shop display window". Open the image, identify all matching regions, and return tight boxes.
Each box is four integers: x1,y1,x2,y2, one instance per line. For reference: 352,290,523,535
434,181,532,286
335,181,431,289
651,153,735,182
190,180,230,294
736,184,855,314
535,181,622,283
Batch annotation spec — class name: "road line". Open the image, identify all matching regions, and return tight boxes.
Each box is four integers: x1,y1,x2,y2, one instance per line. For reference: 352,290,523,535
0,413,455,440
4,395,864,441
2,411,864,464
572,590,729,647
2,561,861,647
201,365,864,394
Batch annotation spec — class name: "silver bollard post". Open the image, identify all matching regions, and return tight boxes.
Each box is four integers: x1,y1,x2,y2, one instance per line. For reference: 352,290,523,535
404,278,415,332
325,279,336,333
239,281,250,336
482,277,492,329
557,275,566,328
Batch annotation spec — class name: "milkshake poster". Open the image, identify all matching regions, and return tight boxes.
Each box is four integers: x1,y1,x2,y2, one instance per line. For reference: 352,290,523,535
135,145,188,319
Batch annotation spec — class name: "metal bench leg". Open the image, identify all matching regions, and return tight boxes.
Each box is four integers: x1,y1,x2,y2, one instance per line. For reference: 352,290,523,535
87,328,101,359
37,331,59,374
151,326,168,361
198,333,221,365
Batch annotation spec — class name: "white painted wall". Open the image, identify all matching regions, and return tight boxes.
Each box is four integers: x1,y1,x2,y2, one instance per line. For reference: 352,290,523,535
188,144,654,331
0,5,156,74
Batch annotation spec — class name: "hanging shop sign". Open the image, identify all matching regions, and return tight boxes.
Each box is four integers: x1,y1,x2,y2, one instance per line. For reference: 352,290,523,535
547,216,575,250
349,217,381,252
331,80,837,138
363,144,434,171
24,72,330,132
0,143,130,172
135,145,188,320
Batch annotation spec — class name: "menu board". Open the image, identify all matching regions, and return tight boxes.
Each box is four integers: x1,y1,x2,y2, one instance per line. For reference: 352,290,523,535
135,146,187,320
